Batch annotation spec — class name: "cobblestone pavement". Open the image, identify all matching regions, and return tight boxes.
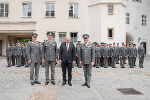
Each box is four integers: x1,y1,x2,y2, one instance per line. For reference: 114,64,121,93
0,56,150,100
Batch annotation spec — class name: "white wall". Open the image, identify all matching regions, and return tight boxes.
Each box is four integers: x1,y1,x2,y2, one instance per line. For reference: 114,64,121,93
126,0,150,54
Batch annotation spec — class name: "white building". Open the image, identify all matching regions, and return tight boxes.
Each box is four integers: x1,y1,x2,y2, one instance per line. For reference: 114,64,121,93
0,0,150,56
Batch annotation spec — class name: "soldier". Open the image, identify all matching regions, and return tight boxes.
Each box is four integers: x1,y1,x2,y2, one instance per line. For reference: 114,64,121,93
27,33,42,85
100,43,104,67
119,43,127,68
103,43,108,68
79,34,95,88
110,43,116,68
127,44,131,66
21,43,25,66
6,43,12,67
42,32,58,85
133,44,137,67
24,43,29,67
76,41,81,68
128,43,134,68
108,44,112,67
11,42,16,66
95,42,100,68
15,42,22,67
116,43,120,64
138,43,145,68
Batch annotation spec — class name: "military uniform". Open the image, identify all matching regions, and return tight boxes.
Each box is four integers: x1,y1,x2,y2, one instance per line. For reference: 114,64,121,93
76,43,81,68
100,45,104,67
95,46,100,68
103,46,108,68
15,44,22,67
116,46,120,64
109,46,116,68
138,45,145,68
127,46,131,65
119,46,127,68
128,47,134,68
80,42,95,88
42,39,58,84
27,35,42,84
11,45,16,66
133,46,137,66
6,46,12,67
24,46,29,67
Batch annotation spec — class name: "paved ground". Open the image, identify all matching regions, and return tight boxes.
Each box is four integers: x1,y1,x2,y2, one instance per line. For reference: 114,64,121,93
0,56,150,100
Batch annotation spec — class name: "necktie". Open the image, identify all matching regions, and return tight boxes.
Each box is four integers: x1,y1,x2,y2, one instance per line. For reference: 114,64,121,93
67,43,69,51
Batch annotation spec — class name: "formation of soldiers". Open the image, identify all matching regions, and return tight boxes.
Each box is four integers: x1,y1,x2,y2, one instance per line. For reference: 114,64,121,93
6,33,145,88
90,42,145,68
6,42,29,67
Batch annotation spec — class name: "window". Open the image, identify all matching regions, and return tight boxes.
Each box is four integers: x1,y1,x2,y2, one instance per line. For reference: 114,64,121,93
132,0,142,3
108,5,113,15
69,3,78,18
108,28,114,38
22,2,32,17
70,32,78,43
126,13,130,24
0,3,9,17
45,2,55,17
142,15,146,26
59,32,66,42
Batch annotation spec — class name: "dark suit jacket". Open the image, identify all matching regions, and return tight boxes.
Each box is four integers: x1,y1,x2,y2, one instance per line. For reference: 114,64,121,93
59,42,75,63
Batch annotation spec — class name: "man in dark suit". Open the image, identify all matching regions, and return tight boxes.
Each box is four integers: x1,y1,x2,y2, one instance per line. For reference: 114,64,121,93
59,37,76,86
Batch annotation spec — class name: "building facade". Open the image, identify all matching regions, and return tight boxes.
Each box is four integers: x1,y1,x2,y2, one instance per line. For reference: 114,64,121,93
0,0,150,56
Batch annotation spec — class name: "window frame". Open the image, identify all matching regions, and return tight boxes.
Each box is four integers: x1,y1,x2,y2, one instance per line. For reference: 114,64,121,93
59,32,66,43
126,13,130,24
45,1,55,18
108,28,114,39
70,32,78,43
68,3,79,18
21,2,32,18
108,4,113,15
0,3,9,18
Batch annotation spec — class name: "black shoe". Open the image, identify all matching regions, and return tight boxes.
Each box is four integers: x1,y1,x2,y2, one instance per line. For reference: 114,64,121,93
7,66,10,67
121,67,125,68
35,81,41,84
51,81,56,85
68,82,72,86
45,81,49,85
104,67,108,68
140,67,144,68
116,63,119,64
62,81,66,86
82,83,87,86
87,84,90,88
31,82,34,85
112,67,116,68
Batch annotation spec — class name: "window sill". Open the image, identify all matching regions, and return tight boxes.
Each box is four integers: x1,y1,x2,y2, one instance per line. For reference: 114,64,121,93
68,17,79,19
0,17,9,19
108,37,114,39
21,16,32,18
45,16,56,18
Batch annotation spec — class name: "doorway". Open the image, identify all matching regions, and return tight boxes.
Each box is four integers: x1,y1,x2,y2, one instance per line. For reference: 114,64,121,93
143,42,147,54
0,40,2,56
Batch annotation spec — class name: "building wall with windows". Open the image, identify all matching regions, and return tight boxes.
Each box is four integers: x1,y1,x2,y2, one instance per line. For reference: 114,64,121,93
89,0,126,44
126,0,150,54
0,0,150,56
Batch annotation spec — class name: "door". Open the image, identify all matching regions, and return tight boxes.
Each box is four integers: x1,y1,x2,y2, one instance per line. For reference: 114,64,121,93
0,40,2,56
143,42,146,54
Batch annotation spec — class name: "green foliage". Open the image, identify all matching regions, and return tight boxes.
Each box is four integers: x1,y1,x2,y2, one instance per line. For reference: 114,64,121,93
20,39,32,43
